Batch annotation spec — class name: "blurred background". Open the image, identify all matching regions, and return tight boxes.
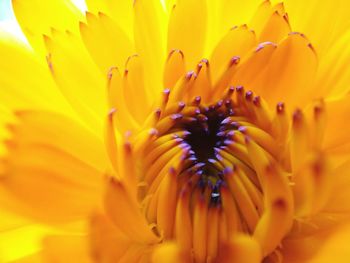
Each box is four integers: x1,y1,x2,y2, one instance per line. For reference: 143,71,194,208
0,0,13,21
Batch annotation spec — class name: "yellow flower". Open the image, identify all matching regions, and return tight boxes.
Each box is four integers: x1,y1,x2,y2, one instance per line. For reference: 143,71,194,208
1,0,350,262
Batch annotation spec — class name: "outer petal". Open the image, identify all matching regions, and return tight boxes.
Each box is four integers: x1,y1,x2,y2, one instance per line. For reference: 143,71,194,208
240,33,317,108
42,235,93,263
323,94,350,152
104,178,159,244
283,222,350,263
80,12,134,74
210,25,256,83
168,0,208,70
85,0,134,40
315,30,350,98
324,159,350,212
0,223,53,262
89,213,132,263
8,111,110,171
0,111,108,222
207,0,262,50
306,223,350,263
216,235,262,263
283,0,350,55
134,0,167,100
151,242,191,263
12,0,83,55
0,33,73,113
44,31,107,133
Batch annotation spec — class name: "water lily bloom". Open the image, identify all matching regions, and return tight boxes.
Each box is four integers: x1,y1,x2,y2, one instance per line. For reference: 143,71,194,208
1,0,350,262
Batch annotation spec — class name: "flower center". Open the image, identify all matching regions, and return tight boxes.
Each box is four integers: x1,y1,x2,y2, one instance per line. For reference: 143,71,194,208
138,83,293,262
184,111,223,170
142,85,269,223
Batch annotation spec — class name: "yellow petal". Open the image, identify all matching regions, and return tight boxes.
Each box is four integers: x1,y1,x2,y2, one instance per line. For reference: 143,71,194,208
134,0,166,100
175,184,192,253
107,68,140,133
325,159,350,212
315,30,350,98
85,0,133,40
0,111,108,222
232,41,277,92
104,178,159,244
258,11,291,43
44,31,107,133
1,143,104,222
10,111,109,171
282,223,341,263
156,168,177,239
8,253,43,263
249,0,273,36
0,223,55,262
123,55,153,124
210,25,256,83
163,49,186,89
151,242,191,263
0,33,72,113
206,206,220,261
253,33,318,108
89,213,132,263
323,94,350,150
192,195,208,263
80,12,134,74
12,0,83,56
253,164,293,256
216,235,262,263
168,0,208,70
307,222,350,263
214,0,262,44
42,235,93,263
284,0,349,55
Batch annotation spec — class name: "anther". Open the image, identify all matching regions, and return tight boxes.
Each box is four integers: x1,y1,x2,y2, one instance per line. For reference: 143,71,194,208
276,102,284,113
253,96,261,106
171,113,183,121
245,91,253,101
193,96,202,106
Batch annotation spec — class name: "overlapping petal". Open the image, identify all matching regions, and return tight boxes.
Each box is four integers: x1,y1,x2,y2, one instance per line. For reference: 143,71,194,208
0,0,349,263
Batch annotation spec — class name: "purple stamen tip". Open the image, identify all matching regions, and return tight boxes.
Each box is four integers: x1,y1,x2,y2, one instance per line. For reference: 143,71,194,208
201,58,209,64
193,96,201,105
236,86,244,93
155,109,161,118
169,167,177,176
223,167,233,175
217,131,226,137
174,137,184,143
227,130,235,137
149,128,158,136
245,90,253,100
186,70,195,80
230,56,240,66
178,101,186,110
238,126,247,133
223,139,234,145
276,102,284,113
171,113,183,120
253,96,261,106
